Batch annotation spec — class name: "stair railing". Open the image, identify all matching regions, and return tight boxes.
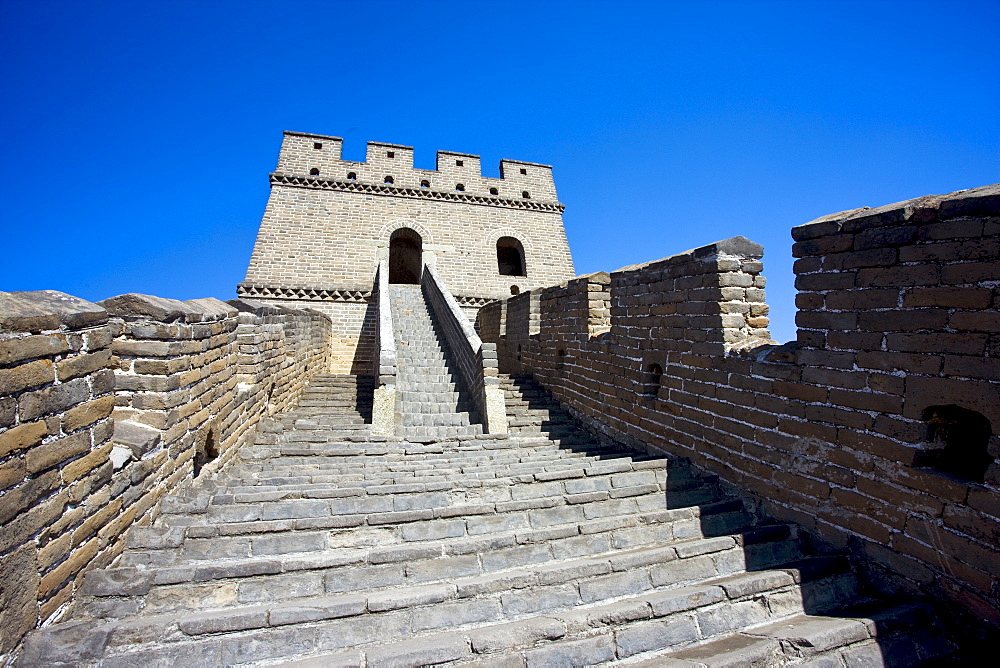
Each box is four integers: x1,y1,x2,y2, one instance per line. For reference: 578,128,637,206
421,265,508,434
371,259,397,436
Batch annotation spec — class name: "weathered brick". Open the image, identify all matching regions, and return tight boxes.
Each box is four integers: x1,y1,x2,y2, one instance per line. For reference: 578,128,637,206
25,431,91,474
0,359,54,395
62,395,115,433
0,420,50,458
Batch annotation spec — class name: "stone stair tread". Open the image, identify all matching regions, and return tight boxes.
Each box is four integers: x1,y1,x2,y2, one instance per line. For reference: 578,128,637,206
62,545,857,666
88,511,782,604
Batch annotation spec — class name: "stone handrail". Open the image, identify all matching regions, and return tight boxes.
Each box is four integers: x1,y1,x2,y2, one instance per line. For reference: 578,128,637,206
371,260,396,436
421,265,507,434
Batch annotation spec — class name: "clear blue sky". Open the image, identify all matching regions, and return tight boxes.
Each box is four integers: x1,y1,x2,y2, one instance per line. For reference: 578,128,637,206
1,0,997,343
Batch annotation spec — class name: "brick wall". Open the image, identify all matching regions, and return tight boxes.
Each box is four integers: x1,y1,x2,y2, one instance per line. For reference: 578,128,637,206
0,291,331,657
478,184,1000,630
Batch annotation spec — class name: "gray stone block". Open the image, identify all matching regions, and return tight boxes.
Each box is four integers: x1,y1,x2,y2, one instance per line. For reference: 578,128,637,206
752,615,870,655
410,598,501,632
667,633,783,667
645,585,727,617
481,543,551,571
696,598,770,638
325,564,404,594
366,633,471,668
367,582,454,612
468,618,566,654
500,583,578,615
522,634,616,667
0,290,107,332
615,615,700,657
406,554,481,582
178,609,269,635
578,569,652,603
80,567,152,596
267,595,367,625
17,620,114,664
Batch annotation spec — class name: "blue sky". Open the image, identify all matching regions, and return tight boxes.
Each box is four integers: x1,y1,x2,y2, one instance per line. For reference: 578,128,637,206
1,0,997,343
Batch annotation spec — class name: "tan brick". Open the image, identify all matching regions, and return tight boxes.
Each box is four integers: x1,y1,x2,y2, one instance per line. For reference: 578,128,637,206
60,442,112,483
62,395,115,433
25,431,91,474
55,348,113,382
38,536,98,599
0,359,54,395
0,420,49,458
0,334,70,366
72,498,122,547
0,469,59,525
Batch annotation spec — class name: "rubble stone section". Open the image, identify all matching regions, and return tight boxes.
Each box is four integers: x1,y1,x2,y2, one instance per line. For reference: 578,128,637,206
478,183,1000,639
239,131,576,373
0,291,332,657
13,373,954,665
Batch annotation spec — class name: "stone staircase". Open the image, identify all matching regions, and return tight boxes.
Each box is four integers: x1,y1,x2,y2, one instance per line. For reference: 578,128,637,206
390,284,483,441
500,374,593,445
16,368,956,665
277,374,375,442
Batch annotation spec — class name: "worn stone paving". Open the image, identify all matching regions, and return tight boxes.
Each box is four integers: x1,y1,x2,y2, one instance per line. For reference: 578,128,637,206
15,291,957,666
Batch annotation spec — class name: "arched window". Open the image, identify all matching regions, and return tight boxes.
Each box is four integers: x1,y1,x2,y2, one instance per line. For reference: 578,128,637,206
347,172,356,180
522,191,531,199
193,429,218,478
420,180,430,188
496,237,526,276
456,183,465,192
309,167,320,176
489,187,499,195
384,175,394,184
917,405,993,483
642,364,663,397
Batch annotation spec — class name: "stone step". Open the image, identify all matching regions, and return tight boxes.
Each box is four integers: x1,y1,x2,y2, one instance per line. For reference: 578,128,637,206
231,449,685,479
39,554,865,666
219,454,692,494
78,518,805,622
223,455,697,491
630,602,953,667
121,487,746,566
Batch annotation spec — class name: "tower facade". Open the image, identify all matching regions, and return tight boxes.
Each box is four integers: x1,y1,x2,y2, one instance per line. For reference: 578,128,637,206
239,131,576,372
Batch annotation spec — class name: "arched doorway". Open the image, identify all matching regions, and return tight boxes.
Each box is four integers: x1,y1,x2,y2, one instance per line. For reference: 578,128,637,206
496,236,526,276
389,228,422,284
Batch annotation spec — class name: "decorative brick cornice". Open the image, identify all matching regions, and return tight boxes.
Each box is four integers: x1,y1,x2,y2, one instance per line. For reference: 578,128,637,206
237,284,371,303
237,283,500,308
454,295,498,308
269,172,566,214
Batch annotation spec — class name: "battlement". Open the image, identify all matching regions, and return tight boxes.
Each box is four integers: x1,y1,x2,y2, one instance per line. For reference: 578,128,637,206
275,131,559,203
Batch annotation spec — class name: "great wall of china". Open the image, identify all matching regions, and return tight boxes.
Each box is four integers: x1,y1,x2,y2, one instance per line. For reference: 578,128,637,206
1,132,996,665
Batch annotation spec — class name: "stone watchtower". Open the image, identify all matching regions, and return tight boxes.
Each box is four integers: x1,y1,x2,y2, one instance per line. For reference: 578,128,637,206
239,131,575,372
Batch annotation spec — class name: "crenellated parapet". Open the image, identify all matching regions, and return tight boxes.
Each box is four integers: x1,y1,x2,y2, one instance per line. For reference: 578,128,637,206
274,131,560,205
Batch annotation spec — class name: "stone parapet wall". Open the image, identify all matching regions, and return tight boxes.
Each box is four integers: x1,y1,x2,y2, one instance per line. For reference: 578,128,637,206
0,290,331,657
422,267,506,434
478,184,1000,632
